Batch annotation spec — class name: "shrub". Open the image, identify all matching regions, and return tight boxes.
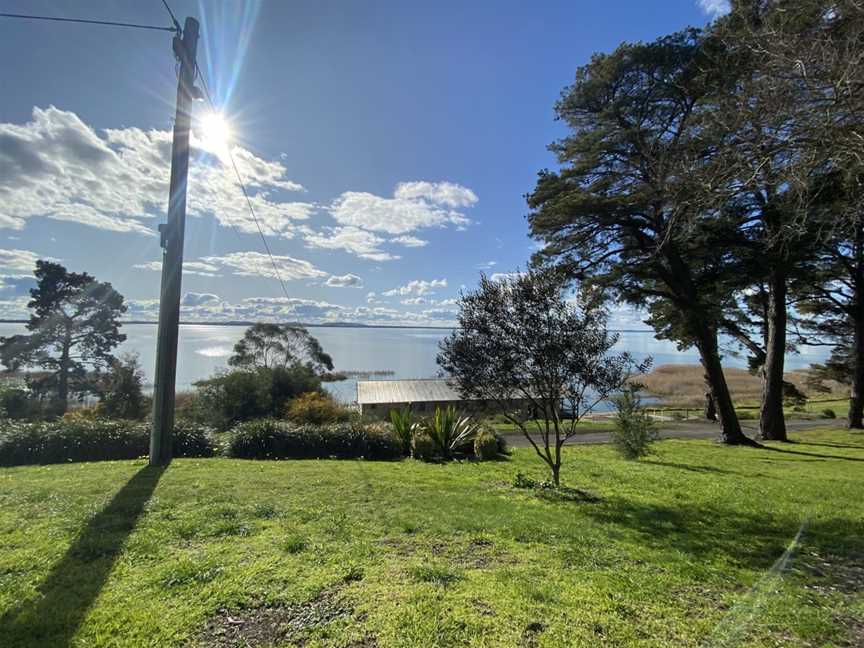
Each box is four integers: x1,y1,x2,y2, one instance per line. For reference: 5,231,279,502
611,386,658,460
173,421,219,457
0,419,217,466
389,407,418,456
224,419,401,461
194,365,322,430
821,408,837,419
97,353,148,420
473,427,499,461
422,406,479,459
285,392,351,425
0,386,36,419
411,430,440,462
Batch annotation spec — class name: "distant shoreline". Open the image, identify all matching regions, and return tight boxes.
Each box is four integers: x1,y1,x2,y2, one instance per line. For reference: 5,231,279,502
0,319,655,333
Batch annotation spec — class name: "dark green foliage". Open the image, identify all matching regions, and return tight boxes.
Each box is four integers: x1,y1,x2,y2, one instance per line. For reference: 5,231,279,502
821,408,837,419
97,353,148,420
228,323,334,373
194,365,322,430
285,392,351,425
439,269,642,485
0,261,126,411
224,419,401,461
783,382,808,409
0,420,216,466
473,428,500,461
410,430,439,462
421,406,479,460
0,386,39,419
611,386,659,460
389,407,417,456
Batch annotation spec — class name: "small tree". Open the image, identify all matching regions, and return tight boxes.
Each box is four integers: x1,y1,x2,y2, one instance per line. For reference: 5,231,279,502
0,261,126,413
98,352,148,420
228,323,334,374
611,385,658,460
438,270,647,486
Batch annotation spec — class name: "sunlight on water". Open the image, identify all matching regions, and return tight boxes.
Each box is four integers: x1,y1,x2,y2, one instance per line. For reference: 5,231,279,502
0,323,831,404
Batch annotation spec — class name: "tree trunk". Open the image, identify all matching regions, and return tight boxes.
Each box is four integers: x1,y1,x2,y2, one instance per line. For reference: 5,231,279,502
550,462,560,488
58,342,70,414
849,217,864,429
759,268,788,441
704,389,717,421
694,321,755,445
850,314,864,429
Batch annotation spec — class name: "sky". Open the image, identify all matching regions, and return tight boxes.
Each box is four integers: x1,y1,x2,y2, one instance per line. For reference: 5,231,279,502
0,0,727,328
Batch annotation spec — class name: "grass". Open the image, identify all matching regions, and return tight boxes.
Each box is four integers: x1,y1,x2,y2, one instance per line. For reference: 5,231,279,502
490,418,617,434
1,429,863,647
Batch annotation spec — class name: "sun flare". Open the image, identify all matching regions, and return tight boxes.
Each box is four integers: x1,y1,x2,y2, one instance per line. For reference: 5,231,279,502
199,111,232,158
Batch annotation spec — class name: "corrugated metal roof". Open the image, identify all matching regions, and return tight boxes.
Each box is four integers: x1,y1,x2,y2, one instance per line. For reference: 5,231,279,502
356,379,466,405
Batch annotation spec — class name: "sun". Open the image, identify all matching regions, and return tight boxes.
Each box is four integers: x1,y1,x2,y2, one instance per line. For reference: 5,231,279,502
199,111,232,159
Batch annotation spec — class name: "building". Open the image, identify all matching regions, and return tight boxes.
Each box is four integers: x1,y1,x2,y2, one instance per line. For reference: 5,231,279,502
356,378,529,418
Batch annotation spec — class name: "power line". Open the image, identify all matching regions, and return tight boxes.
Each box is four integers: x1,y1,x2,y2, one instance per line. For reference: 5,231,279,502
0,12,177,32
158,0,182,34
195,63,293,302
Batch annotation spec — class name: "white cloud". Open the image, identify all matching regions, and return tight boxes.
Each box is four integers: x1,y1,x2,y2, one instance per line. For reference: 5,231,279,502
383,278,447,297
400,297,457,307
200,251,327,280
325,273,364,288
475,260,497,270
327,181,476,235
490,272,522,283
0,107,310,237
121,293,459,327
303,226,398,261
0,248,58,271
697,0,730,17
181,292,221,307
390,235,428,248
393,181,478,208
134,260,222,277
0,274,37,296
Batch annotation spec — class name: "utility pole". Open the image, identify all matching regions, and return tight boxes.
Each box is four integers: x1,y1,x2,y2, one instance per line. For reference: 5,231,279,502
150,17,200,466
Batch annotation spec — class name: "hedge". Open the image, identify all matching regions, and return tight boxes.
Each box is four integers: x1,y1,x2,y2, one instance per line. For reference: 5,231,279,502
0,419,217,466
225,419,402,461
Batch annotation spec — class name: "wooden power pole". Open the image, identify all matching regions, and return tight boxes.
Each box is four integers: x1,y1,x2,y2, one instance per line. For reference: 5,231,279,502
150,17,200,466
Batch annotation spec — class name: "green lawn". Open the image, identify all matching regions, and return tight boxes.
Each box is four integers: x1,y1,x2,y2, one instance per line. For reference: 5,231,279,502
1,429,863,647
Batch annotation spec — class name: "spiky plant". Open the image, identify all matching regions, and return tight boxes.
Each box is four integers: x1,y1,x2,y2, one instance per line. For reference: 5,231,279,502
389,406,417,456
423,406,478,459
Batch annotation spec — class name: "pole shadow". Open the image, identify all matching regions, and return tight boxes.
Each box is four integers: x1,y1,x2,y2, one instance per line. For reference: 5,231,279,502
0,465,165,648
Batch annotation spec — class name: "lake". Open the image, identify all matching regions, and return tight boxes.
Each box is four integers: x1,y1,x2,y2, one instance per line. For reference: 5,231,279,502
0,323,831,403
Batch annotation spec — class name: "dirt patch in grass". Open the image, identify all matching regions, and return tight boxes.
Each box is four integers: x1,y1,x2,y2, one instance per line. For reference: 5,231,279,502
799,551,864,594
197,586,358,647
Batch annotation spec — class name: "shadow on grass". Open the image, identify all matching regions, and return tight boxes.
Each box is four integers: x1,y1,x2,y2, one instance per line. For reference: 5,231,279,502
583,497,864,572
791,441,864,451
0,465,164,648
763,446,864,462
644,460,747,476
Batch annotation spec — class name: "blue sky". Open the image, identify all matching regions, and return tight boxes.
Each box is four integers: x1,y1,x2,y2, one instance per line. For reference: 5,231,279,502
0,0,725,327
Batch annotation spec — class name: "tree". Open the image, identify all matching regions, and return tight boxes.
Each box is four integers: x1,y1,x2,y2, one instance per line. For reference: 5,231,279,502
228,323,334,374
527,29,756,445
437,270,644,486
0,261,126,413
706,0,864,436
97,352,148,420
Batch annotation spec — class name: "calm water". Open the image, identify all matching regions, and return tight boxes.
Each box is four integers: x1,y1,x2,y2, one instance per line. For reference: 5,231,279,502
0,323,831,403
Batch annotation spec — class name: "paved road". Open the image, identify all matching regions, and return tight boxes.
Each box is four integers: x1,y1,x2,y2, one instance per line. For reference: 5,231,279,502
499,418,838,447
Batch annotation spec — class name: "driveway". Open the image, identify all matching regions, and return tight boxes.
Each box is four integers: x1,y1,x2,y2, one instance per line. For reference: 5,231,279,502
498,418,838,447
